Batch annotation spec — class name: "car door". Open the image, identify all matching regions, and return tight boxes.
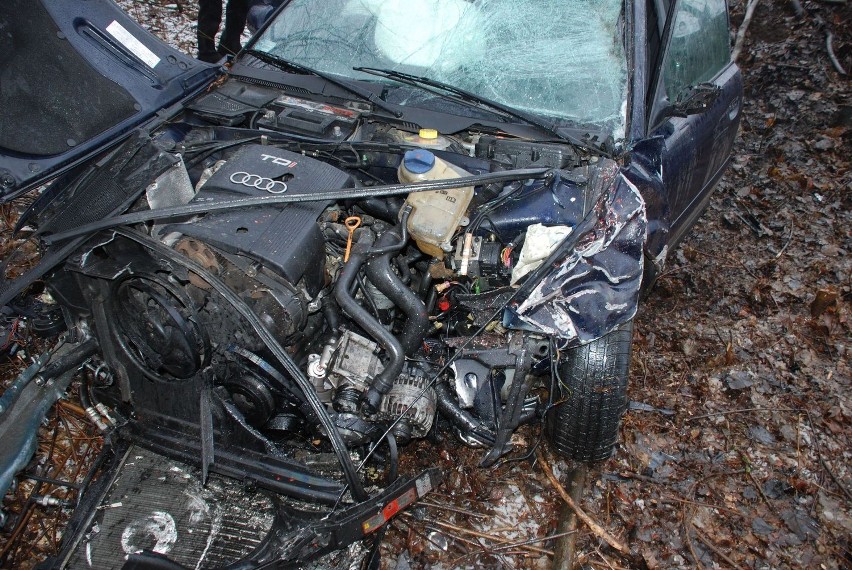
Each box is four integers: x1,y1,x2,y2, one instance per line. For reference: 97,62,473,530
647,0,743,245
0,0,220,202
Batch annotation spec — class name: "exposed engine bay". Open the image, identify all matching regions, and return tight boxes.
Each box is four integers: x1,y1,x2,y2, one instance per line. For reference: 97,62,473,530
6,81,647,565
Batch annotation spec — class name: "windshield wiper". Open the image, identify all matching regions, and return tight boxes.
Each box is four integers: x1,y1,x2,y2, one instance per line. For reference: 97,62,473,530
243,50,402,117
354,67,609,156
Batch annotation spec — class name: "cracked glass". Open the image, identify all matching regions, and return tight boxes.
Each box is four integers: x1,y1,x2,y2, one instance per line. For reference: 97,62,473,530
663,0,730,100
255,0,627,130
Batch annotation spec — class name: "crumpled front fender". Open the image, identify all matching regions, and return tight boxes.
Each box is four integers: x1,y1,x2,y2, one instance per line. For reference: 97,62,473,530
504,161,647,345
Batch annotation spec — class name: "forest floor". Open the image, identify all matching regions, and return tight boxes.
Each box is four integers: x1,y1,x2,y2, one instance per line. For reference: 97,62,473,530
1,0,849,568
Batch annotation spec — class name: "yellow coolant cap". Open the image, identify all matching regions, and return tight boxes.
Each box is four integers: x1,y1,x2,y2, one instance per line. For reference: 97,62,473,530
418,128,439,139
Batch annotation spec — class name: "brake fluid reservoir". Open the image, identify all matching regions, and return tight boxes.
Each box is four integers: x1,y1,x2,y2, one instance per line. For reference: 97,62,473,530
399,149,474,258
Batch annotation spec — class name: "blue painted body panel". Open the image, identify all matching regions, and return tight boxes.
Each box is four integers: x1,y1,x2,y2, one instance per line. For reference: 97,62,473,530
0,0,219,202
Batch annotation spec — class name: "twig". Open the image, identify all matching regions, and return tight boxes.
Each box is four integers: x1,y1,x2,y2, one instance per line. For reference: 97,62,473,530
681,468,748,567
692,526,746,570
801,409,852,504
614,471,661,484
660,497,745,518
803,407,852,503
733,0,761,61
687,407,800,421
826,31,848,75
749,469,775,507
763,223,795,264
413,516,553,556
654,264,690,283
775,63,809,70
594,546,623,569
536,449,632,558
820,457,852,503
587,559,629,570
420,500,490,519
491,530,575,553
397,518,480,566
682,507,704,570
412,521,478,551
55,399,88,419
739,450,778,514
685,246,759,279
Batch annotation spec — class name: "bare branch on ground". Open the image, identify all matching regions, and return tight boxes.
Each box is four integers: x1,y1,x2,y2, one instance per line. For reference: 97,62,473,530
536,449,632,559
733,0,761,61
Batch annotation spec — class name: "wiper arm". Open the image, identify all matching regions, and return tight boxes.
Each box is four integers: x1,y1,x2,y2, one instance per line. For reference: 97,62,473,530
354,67,609,156
244,50,402,117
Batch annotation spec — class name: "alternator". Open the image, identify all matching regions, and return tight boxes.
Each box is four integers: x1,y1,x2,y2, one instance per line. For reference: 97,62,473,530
380,365,436,442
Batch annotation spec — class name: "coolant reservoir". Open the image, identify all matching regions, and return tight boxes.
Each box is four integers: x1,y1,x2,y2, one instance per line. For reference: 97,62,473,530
399,149,474,258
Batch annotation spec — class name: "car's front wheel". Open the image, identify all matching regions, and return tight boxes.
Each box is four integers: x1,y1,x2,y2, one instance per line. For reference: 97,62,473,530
545,320,633,462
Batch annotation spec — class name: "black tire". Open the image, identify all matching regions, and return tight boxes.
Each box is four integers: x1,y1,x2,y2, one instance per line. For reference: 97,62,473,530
545,320,633,463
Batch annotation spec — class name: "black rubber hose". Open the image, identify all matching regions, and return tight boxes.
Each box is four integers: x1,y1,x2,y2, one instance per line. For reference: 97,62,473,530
366,205,412,258
395,256,411,286
356,272,382,320
365,227,429,356
333,231,405,412
34,337,99,384
385,432,398,484
425,287,438,315
321,298,341,334
415,261,433,298
434,380,485,436
354,197,405,223
78,370,93,411
79,367,115,432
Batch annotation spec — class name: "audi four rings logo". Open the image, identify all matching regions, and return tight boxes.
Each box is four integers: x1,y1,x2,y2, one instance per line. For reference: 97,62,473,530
229,172,289,194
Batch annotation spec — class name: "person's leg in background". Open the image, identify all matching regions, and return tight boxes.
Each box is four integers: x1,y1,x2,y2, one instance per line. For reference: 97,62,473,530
197,0,223,62
219,0,249,58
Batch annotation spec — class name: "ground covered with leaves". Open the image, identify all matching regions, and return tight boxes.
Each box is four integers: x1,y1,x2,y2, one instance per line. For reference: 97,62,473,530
1,0,849,568
604,1,851,567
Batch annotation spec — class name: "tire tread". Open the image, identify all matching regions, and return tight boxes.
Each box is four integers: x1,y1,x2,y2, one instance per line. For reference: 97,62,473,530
546,321,633,462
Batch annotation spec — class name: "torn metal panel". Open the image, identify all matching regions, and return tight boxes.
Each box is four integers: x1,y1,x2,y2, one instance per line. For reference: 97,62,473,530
505,165,647,344
626,135,672,270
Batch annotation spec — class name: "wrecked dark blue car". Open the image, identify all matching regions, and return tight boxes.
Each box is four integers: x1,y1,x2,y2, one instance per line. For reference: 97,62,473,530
0,0,741,567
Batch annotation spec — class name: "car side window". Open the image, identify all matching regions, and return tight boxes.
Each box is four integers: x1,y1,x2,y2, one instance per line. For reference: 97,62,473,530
662,0,730,102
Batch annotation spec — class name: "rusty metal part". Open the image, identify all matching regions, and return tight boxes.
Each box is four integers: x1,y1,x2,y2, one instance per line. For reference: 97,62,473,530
174,238,220,289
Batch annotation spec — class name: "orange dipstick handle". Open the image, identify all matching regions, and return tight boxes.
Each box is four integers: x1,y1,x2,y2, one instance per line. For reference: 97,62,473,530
343,216,362,262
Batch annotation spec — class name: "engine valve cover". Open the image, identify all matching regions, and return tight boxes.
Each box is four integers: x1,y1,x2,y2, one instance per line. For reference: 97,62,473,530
167,145,352,293
200,144,350,197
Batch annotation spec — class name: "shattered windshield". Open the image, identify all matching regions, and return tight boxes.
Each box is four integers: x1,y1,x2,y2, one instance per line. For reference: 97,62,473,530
254,0,627,130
